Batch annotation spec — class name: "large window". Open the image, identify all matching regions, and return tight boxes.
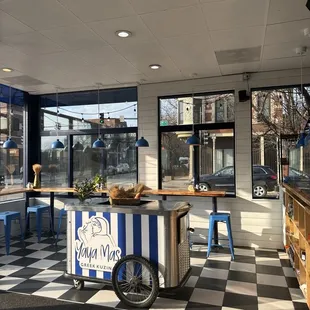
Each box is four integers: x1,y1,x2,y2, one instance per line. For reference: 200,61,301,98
40,87,138,189
0,85,25,201
160,92,235,194
251,86,310,198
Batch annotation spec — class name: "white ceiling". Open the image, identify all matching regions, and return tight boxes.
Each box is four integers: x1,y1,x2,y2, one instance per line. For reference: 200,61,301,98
0,0,309,93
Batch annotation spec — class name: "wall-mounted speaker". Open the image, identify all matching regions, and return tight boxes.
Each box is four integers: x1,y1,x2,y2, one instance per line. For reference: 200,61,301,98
238,90,250,102
307,0,310,11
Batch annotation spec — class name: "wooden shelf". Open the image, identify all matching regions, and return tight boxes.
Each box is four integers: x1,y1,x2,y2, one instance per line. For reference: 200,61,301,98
284,185,310,306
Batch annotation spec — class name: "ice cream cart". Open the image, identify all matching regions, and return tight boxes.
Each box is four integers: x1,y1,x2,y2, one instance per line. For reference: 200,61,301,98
64,200,193,308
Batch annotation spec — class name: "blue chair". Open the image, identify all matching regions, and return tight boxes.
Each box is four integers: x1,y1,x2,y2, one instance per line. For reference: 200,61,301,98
25,205,54,243
56,208,66,244
207,212,235,260
0,211,23,255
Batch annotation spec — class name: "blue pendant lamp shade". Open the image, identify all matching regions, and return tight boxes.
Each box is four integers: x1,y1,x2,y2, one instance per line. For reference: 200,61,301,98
51,139,64,149
3,137,17,149
135,136,149,147
92,138,105,148
186,134,200,146
304,133,310,147
296,133,306,148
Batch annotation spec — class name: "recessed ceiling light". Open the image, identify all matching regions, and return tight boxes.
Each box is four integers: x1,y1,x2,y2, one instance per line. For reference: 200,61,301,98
116,30,132,38
149,64,161,70
2,68,13,72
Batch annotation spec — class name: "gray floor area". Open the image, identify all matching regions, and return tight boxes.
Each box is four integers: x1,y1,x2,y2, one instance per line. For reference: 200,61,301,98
0,290,109,310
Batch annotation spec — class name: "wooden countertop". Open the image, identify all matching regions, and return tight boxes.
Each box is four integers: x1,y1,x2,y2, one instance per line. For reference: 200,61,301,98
0,187,226,197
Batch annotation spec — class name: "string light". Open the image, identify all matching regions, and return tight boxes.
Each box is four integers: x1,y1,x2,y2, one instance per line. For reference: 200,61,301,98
57,109,59,115
10,108,13,116
108,112,110,121
81,113,84,123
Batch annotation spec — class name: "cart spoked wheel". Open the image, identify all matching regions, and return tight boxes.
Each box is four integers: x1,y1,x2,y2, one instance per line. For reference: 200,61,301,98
112,255,159,308
73,279,84,290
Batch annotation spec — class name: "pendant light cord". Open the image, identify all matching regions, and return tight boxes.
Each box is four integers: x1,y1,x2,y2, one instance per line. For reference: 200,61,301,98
56,88,59,138
301,53,304,101
9,85,11,138
97,84,100,139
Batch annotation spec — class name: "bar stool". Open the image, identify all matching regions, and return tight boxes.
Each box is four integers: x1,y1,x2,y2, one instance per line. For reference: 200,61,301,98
56,208,66,244
0,211,23,255
25,205,54,242
207,212,235,260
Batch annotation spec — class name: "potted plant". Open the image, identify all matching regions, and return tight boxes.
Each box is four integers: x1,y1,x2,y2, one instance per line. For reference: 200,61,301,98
74,178,96,204
93,174,107,190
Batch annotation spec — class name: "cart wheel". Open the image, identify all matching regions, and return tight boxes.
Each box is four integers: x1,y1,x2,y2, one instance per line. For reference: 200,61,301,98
112,255,159,308
73,279,84,290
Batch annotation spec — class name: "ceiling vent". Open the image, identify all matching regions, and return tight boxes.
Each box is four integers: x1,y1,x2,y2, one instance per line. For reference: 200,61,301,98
215,46,261,65
1,75,46,86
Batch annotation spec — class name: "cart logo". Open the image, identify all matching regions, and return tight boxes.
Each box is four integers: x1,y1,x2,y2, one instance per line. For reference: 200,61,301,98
75,216,122,272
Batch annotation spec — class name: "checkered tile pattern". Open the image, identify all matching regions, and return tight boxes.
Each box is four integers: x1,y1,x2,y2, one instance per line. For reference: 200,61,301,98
0,236,307,309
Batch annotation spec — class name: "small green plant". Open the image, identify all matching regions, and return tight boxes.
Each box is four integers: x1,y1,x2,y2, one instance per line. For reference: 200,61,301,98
74,178,96,203
93,174,106,189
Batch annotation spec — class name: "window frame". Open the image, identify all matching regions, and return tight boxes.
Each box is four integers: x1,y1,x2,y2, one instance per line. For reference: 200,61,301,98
158,91,236,197
39,87,138,194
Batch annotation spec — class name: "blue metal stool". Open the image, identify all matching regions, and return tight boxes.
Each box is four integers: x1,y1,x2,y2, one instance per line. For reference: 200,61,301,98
56,208,66,244
0,211,23,255
207,212,235,260
25,205,54,243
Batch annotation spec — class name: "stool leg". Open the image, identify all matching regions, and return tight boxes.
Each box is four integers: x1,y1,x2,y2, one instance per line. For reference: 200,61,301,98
47,207,56,244
226,218,235,260
24,212,29,238
207,217,214,258
56,212,62,244
36,210,42,243
19,215,24,240
4,219,11,255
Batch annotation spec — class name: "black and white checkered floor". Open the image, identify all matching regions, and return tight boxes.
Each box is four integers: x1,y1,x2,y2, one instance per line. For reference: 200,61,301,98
0,235,307,310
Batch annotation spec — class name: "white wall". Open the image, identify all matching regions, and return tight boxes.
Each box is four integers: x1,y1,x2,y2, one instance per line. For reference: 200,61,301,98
137,68,310,249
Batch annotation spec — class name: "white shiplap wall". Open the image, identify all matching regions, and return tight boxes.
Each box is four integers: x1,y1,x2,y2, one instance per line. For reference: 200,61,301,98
137,69,310,249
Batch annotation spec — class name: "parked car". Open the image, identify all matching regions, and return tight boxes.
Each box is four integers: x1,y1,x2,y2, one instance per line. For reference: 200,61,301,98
284,167,310,189
116,163,130,173
105,165,117,175
193,165,277,197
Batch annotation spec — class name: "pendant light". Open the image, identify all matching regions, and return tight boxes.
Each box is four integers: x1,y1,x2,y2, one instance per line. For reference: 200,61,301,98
186,91,200,146
92,84,105,148
3,85,17,149
51,89,64,149
135,102,149,147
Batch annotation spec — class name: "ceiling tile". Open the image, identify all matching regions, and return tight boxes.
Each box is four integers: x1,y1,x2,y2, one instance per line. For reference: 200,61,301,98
40,24,106,51
2,32,64,55
180,65,221,78
89,16,154,45
129,0,198,14
260,57,301,71
140,6,206,38
0,42,30,70
220,61,260,75
268,0,310,24
210,26,265,51
263,41,305,60
0,9,33,39
96,60,142,81
73,46,124,65
264,19,310,45
160,34,218,68
112,41,178,72
59,0,135,23
201,0,269,31
0,0,79,31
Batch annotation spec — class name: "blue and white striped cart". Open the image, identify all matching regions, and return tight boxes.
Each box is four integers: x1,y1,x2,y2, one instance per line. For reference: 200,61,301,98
65,200,192,308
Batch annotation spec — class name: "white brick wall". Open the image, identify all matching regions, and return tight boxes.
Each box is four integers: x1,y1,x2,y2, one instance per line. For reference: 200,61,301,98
137,68,310,249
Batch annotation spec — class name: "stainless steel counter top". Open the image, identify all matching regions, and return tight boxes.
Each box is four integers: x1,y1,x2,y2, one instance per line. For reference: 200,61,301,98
65,199,192,215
